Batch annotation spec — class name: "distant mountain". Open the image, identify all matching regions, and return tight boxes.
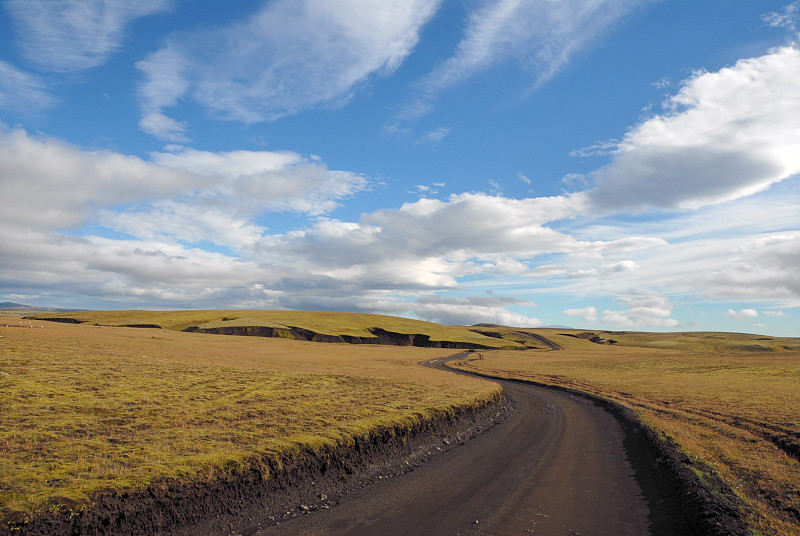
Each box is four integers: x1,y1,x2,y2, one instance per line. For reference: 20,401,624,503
0,302,86,312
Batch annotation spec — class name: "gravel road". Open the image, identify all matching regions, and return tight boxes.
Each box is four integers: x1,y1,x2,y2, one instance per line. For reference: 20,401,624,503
254,353,684,535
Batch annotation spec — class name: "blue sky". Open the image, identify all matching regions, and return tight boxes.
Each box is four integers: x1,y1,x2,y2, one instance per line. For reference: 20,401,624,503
1,1,800,335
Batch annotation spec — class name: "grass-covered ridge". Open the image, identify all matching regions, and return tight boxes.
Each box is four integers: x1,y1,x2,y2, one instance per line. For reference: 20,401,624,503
27,309,526,349
0,314,500,525
450,328,800,536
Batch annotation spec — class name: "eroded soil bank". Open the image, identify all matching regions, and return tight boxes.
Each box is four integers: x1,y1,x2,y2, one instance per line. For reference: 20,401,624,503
186,325,497,349
3,396,510,536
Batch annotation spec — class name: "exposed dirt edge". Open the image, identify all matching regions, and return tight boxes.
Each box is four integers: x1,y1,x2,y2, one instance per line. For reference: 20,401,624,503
185,324,502,349
27,317,508,349
456,369,751,536
3,394,511,536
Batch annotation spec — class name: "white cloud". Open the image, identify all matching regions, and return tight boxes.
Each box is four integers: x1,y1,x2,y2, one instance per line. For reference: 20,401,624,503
725,308,759,319
763,310,786,318
137,0,440,138
762,2,800,32
601,293,680,329
149,147,368,216
588,46,800,211
0,62,54,113
518,172,532,185
5,0,172,72
552,181,800,308
415,127,451,145
247,193,586,296
561,172,588,189
562,306,598,323
389,294,541,327
0,127,192,229
0,128,368,254
568,260,638,278
412,0,646,116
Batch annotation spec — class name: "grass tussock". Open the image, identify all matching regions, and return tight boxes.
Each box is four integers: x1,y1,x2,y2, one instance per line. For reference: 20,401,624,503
450,329,800,536
0,316,499,523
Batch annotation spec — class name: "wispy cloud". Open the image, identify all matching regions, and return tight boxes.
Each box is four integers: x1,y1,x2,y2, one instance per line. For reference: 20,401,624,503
415,126,451,145
0,63,54,113
137,0,441,140
5,0,172,72
762,1,800,33
408,0,647,118
588,46,800,211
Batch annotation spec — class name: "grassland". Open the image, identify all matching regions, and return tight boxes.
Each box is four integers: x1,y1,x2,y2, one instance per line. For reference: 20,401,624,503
449,329,800,536
26,309,525,349
0,313,499,526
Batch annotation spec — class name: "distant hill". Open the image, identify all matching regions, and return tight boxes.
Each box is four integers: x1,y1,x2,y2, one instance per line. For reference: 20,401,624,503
0,302,85,312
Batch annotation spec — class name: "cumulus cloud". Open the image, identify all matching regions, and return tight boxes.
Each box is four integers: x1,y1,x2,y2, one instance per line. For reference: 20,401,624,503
552,181,800,308
601,294,680,329
137,0,440,139
726,308,759,319
5,0,172,72
588,46,800,211
249,193,588,294
377,294,541,327
404,302,541,327
150,147,368,216
0,127,192,229
0,128,367,249
562,306,598,323
568,260,638,278
410,0,646,116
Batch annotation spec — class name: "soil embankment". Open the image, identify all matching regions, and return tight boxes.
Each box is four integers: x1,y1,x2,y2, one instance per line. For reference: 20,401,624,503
253,354,749,535
7,334,751,535
186,325,497,349
4,393,509,536
30,317,503,349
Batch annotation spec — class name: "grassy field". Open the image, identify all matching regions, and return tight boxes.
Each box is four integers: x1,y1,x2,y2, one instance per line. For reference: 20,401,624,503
26,309,526,349
449,329,800,536
0,313,499,525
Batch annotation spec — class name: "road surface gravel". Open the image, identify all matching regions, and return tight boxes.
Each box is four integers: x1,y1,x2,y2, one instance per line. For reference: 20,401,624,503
255,355,682,535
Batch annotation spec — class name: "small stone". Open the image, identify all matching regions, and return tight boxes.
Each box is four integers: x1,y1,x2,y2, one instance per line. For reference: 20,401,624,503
299,505,309,511
474,519,479,524
319,493,327,500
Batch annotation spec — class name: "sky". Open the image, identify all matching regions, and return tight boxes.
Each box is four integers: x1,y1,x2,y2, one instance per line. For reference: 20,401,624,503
1,0,799,336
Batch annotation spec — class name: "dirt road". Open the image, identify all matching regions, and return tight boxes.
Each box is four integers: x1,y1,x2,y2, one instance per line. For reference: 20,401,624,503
254,354,688,535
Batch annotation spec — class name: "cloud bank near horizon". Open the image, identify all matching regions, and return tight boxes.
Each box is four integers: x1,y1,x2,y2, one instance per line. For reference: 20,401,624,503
1,2,798,332
2,42,799,327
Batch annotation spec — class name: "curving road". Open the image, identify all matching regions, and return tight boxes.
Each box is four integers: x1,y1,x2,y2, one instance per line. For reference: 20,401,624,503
254,354,675,535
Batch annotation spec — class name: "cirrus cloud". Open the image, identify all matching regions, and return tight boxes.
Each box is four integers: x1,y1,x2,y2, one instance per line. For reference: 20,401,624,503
137,0,441,140
5,0,172,72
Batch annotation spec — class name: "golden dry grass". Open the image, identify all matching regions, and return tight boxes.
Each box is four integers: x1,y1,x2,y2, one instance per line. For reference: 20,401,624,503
27,309,525,348
0,315,499,523
450,330,800,536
